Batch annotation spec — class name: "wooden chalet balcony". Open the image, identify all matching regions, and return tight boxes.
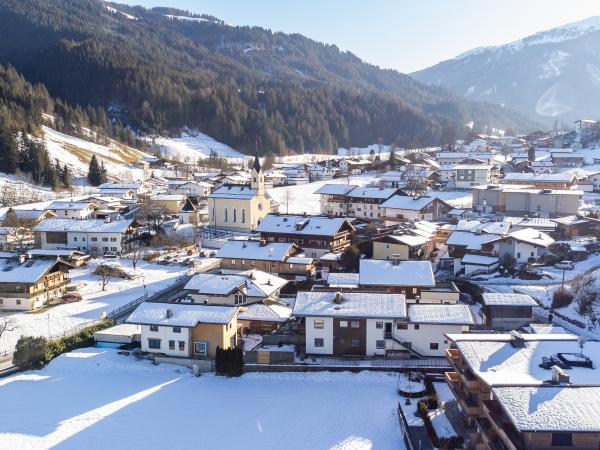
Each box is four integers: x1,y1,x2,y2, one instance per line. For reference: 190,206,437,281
452,386,480,417
482,400,521,450
445,371,461,389
459,369,480,391
446,348,460,364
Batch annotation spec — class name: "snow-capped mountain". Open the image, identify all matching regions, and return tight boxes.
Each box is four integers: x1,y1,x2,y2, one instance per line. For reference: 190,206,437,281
412,16,600,125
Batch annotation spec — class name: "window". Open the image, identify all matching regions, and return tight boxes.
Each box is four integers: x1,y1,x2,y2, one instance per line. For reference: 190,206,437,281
178,341,185,351
412,288,418,294
110,237,117,242
376,340,385,350
339,320,348,328
397,323,408,330
194,341,208,356
91,237,97,242
148,338,161,349
111,247,117,251
376,322,383,329
149,325,159,332
241,209,246,223
224,208,228,222
169,340,175,350
517,252,521,259
16,300,21,305
351,339,360,348
231,259,236,265
414,324,420,330
173,326,181,333
551,433,572,447
314,319,324,329
233,209,237,223
234,292,245,305
314,338,324,348
102,237,108,242
73,237,78,242
351,320,360,328
430,343,439,350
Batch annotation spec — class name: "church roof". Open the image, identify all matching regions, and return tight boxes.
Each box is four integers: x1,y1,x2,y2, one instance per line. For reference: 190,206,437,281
253,154,262,173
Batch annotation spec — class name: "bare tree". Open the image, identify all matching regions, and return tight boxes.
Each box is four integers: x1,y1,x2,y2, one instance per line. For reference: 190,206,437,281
0,317,15,339
2,210,35,253
130,242,145,270
284,190,293,214
135,204,171,234
94,265,112,291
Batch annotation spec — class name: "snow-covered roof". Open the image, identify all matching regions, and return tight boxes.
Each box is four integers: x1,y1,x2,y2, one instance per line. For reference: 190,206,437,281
209,185,257,199
455,220,510,234
453,164,492,170
0,258,60,283
387,234,430,247
454,336,600,386
326,272,360,288
27,249,83,257
495,228,555,247
381,195,439,210
493,386,600,432
503,216,556,230
99,183,142,190
346,187,398,199
359,259,435,287
407,304,474,325
256,215,353,237
286,256,313,264
150,194,186,201
184,270,287,298
482,292,538,306
47,201,94,211
446,231,498,250
527,324,569,335
551,215,590,226
293,291,406,319
126,302,237,326
502,172,576,182
216,240,294,262
461,254,499,266
314,184,357,195
237,303,292,323
33,218,133,233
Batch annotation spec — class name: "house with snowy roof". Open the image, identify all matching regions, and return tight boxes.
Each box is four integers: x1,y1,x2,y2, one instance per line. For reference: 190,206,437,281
445,332,600,449
256,214,355,259
183,269,288,306
500,172,578,190
371,221,438,261
46,200,97,219
488,228,554,264
166,180,213,198
358,259,459,303
237,302,292,334
98,182,146,200
207,156,275,232
381,195,451,223
216,240,314,278
314,184,400,220
293,291,472,357
33,218,136,256
0,254,71,311
126,302,238,359
481,293,538,330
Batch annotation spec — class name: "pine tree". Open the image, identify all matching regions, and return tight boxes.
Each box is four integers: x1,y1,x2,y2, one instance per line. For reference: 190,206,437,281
0,126,19,174
87,155,102,186
61,164,72,189
100,161,108,184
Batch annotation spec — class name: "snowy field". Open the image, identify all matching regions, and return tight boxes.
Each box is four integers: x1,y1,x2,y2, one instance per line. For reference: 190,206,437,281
0,260,188,356
153,131,245,163
0,348,403,450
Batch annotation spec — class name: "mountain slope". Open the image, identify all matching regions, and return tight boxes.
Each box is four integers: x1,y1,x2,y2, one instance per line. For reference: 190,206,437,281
412,16,600,125
0,0,538,155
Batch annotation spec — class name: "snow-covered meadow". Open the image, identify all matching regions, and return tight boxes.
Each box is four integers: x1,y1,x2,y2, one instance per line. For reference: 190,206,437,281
0,348,403,450
0,260,188,356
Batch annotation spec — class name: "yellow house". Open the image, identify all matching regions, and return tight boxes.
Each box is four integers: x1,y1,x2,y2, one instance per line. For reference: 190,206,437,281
148,194,187,214
208,155,275,232
127,302,238,359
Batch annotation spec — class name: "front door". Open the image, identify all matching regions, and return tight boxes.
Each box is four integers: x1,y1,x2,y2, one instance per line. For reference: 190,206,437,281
384,322,392,339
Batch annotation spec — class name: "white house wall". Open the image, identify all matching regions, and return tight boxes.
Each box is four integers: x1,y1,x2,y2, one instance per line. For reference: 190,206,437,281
305,317,333,354
140,324,191,357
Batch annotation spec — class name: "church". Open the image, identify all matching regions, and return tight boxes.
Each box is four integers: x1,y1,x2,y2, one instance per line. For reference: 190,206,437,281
207,155,276,233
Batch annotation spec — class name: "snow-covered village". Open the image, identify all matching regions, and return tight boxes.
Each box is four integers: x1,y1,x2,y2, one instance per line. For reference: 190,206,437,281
3,1,600,450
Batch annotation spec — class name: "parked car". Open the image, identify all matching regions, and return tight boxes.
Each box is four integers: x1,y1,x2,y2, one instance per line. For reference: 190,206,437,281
554,260,575,270
209,251,216,257
103,253,118,259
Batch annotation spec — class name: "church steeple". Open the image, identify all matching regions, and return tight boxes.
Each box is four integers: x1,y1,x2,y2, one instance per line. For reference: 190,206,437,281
251,153,264,192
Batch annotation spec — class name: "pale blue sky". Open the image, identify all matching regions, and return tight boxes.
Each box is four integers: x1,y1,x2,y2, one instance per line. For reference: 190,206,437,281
119,0,600,72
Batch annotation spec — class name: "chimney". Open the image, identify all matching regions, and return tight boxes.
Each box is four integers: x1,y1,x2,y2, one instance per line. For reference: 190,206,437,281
105,216,111,223
18,254,26,264
392,254,400,266
242,242,247,248
166,308,173,318
266,278,272,286
260,239,267,246
551,365,570,384
510,330,525,348
333,291,343,304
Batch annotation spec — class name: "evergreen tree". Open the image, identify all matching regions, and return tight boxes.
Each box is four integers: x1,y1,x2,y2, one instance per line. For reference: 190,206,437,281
87,155,102,186
0,127,19,174
61,163,72,189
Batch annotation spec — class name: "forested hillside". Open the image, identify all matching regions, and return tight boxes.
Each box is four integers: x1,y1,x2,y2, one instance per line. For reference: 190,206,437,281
0,0,540,155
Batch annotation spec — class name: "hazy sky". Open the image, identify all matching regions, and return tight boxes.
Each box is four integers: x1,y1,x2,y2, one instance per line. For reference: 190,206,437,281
119,0,600,73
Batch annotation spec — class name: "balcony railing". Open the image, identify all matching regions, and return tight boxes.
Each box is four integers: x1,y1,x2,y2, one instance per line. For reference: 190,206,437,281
446,348,460,363
445,371,461,388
